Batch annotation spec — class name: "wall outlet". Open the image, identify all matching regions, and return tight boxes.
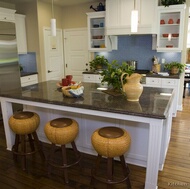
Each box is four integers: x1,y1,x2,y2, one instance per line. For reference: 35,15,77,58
161,58,165,64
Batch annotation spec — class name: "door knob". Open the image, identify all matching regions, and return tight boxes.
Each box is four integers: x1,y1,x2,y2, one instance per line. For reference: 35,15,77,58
48,70,52,73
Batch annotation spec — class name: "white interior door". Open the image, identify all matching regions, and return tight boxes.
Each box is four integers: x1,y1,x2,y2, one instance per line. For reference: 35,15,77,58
64,28,89,82
44,28,64,81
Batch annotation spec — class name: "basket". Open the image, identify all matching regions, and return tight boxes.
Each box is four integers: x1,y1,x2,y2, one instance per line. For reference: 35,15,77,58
61,86,73,97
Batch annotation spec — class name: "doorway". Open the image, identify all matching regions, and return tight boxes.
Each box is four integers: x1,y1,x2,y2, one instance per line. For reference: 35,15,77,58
43,28,64,81
64,28,90,82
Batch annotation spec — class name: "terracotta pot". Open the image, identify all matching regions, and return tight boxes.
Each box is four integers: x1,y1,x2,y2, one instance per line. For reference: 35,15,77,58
170,67,179,75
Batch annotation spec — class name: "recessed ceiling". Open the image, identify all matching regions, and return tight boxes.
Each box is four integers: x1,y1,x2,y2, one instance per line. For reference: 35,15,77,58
0,0,102,7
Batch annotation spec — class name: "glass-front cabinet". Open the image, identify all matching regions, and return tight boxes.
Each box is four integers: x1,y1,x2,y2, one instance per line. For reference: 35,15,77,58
86,11,116,52
157,4,186,52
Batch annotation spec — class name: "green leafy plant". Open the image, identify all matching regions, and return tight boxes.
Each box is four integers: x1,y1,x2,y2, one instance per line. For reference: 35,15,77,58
101,60,134,91
161,0,186,6
89,55,108,71
164,61,185,74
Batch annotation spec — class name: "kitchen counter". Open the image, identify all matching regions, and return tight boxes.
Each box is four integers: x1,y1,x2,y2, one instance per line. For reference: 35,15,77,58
0,80,173,119
20,71,38,77
0,80,174,189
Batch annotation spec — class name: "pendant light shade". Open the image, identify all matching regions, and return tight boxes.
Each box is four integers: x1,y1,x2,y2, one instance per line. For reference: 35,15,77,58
51,18,56,36
131,10,138,32
51,0,56,36
131,0,138,33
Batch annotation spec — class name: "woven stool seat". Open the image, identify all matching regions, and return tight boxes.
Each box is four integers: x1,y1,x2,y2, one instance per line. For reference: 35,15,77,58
91,126,131,188
9,111,45,171
44,118,78,145
44,118,81,183
9,111,39,135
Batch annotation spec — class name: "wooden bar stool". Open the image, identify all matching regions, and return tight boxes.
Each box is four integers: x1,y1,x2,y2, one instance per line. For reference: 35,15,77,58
44,118,81,183
91,126,131,188
9,111,45,171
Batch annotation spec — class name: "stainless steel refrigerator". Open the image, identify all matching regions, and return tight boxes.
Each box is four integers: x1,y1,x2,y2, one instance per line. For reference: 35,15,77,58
0,20,22,118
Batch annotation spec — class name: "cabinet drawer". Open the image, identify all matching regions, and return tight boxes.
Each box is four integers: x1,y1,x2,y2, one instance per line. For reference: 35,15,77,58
146,77,161,85
0,13,15,22
83,74,96,82
161,78,177,86
21,74,38,87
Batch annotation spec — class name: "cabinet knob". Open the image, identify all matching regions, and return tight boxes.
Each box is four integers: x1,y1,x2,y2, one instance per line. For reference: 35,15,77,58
86,68,88,71
48,70,52,73
86,63,88,66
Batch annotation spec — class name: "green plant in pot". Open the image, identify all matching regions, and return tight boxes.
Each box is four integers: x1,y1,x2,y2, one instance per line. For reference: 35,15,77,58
101,60,134,91
161,0,186,6
164,61,185,74
89,55,108,71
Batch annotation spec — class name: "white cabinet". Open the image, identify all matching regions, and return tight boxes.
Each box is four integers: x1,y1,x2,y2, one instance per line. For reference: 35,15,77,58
21,74,38,87
83,74,102,83
15,14,27,54
157,4,186,52
86,11,117,52
146,77,179,117
105,0,157,35
0,7,15,22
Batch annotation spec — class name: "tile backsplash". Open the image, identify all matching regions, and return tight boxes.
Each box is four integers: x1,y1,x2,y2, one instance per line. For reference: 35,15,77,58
96,35,181,72
18,52,37,73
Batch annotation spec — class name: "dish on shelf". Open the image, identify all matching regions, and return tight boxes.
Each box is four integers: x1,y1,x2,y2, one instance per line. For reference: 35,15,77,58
172,33,179,37
92,36,103,39
166,45,173,48
93,24,99,28
168,19,174,24
162,34,168,37
160,19,165,24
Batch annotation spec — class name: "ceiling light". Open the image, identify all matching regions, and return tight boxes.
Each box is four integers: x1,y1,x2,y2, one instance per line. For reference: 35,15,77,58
51,0,56,36
131,0,138,33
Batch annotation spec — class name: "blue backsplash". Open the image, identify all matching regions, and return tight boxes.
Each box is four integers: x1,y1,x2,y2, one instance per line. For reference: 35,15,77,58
96,35,181,71
18,52,37,72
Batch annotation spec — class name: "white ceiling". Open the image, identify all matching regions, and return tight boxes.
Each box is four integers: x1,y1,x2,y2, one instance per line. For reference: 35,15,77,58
1,0,102,7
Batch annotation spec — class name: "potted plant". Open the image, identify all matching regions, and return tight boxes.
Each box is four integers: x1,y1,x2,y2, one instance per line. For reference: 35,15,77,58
161,0,186,6
89,55,108,71
101,60,134,91
164,61,185,74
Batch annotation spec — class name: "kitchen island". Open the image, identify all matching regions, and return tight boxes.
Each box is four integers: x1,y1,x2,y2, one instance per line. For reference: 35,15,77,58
0,80,174,189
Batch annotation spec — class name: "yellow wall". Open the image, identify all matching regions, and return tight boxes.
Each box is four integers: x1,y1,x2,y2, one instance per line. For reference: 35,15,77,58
1,0,104,81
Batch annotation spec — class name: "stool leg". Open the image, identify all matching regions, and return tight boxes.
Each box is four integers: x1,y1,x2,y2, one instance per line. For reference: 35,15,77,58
107,158,113,189
12,134,20,161
28,134,35,151
91,154,102,186
48,143,56,175
61,145,69,184
32,132,45,160
71,141,82,166
120,155,131,189
20,135,26,171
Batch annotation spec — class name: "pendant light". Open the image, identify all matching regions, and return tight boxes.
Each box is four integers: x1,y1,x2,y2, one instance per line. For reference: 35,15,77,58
51,0,56,36
131,0,138,33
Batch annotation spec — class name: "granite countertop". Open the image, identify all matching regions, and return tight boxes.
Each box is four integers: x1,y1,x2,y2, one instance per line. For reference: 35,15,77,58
20,72,38,77
0,80,174,119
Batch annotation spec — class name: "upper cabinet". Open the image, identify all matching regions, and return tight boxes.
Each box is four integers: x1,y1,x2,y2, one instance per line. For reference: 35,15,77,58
86,11,117,52
15,14,27,54
157,4,186,52
105,0,158,35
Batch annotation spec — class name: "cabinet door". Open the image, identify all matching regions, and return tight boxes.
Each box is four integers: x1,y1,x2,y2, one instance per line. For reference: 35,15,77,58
157,5,186,52
106,0,157,35
15,14,27,54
